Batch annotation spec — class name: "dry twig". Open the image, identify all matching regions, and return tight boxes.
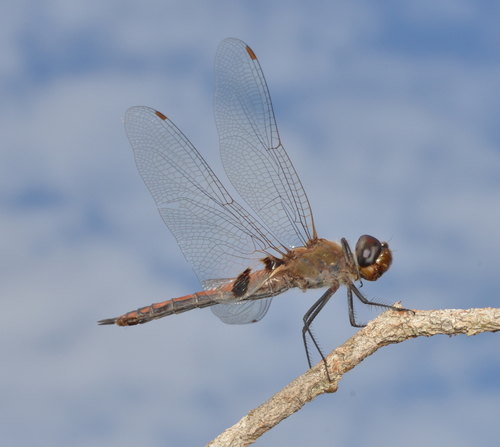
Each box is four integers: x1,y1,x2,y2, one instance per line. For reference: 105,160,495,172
207,305,500,447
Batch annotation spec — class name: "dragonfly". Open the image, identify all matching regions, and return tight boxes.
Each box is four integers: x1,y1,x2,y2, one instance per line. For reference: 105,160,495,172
99,38,407,370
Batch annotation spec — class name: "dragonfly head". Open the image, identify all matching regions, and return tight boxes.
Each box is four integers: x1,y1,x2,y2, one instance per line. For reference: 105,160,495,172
355,235,392,281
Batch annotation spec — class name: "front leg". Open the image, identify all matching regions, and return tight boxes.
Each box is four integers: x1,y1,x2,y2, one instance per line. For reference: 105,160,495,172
348,282,411,327
341,237,362,286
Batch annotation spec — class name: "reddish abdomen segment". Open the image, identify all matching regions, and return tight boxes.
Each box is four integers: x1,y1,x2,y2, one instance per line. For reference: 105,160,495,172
98,290,220,326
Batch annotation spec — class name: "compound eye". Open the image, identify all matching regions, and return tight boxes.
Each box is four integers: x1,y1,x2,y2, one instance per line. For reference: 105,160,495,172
355,235,382,267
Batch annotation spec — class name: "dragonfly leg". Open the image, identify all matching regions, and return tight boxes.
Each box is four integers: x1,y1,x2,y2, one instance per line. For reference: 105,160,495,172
341,237,362,287
302,284,338,378
348,283,411,327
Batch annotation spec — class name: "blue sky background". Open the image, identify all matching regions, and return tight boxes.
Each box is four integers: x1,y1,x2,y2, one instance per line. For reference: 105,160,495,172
2,1,500,446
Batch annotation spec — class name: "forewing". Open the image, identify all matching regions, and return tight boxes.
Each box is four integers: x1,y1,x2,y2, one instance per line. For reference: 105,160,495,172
214,38,316,249
124,106,276,322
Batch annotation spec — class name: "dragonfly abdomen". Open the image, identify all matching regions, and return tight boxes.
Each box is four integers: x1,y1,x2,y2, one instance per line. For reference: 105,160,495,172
97,290,220,326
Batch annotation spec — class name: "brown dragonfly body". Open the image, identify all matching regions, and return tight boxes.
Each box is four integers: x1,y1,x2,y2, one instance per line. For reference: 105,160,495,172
101,237,392,327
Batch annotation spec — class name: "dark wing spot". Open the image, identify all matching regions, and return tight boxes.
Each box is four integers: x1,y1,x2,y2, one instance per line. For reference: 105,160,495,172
246,46,257,60
232,268,252,298
155,111,167,120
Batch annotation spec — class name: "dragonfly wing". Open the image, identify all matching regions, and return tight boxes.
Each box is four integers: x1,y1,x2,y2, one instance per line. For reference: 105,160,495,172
212,298,272,324
124,106,276,323
214,38,317,250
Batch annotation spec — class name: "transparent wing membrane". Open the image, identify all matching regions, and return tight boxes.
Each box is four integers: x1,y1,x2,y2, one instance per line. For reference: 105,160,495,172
124,107,277,322
215,38,316,249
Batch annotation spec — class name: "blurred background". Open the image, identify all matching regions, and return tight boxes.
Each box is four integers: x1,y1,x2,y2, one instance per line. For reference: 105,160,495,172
2,1,500,446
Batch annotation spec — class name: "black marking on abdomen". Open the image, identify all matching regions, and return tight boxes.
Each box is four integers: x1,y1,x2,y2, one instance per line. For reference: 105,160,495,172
232,268,252,297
